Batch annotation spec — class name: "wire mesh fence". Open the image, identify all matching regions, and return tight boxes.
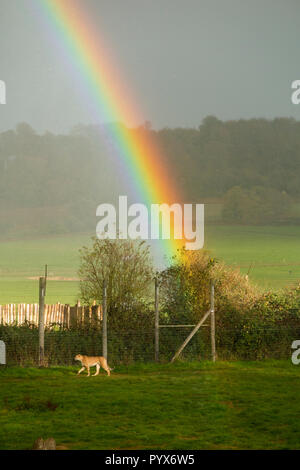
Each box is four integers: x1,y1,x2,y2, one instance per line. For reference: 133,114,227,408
1,319,300,367
1,266,300,367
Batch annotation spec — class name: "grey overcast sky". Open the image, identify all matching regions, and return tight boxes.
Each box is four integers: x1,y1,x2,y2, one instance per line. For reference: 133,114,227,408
0,0,300,133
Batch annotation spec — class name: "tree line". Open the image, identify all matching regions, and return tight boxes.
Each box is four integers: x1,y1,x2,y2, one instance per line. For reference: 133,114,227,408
1,116,300,237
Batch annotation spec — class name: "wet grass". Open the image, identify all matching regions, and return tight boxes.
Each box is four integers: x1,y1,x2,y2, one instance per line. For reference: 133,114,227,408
0,360,299,450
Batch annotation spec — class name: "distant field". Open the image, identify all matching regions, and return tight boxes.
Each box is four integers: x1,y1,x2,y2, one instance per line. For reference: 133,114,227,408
0,233,90,304
205,225,300,290
0,361,299,450
0,225,299,304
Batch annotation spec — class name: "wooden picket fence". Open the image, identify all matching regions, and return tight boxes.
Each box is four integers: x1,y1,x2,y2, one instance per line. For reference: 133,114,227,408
0,303,102,328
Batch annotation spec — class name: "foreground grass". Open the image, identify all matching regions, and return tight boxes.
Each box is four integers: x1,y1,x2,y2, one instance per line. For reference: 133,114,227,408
0,361,299,450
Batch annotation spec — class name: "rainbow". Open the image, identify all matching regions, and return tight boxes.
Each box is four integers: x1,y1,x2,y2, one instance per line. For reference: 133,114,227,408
34,0,185,261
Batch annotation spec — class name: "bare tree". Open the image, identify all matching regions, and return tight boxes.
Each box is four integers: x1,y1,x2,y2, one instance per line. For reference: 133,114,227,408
78,237,154,313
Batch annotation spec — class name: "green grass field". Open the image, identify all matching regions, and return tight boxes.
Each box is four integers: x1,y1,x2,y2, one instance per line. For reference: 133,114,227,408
0,233,89,304
0,361,299,450
0,225,300,304
205,225,300,290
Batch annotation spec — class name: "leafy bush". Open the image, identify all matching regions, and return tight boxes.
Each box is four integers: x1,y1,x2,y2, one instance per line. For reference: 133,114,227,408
159,250,300,360
1,253,300,365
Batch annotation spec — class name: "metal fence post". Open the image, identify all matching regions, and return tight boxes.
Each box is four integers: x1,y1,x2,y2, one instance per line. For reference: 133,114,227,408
102,279,107,359
210,280,216,362
39,277,46,367
155,277,159,362
0,340,6,365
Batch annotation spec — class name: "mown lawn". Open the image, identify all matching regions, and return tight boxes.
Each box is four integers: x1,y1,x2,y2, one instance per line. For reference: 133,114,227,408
0,361,299,450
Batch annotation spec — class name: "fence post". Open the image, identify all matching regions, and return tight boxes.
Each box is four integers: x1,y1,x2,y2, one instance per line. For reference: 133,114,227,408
39,277,46,367
102,279,107,359
0,340,6,365
154,277,159,362
210,280,216,362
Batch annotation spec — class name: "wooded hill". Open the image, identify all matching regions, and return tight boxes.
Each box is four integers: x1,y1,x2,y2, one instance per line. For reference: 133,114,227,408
1,116,300,237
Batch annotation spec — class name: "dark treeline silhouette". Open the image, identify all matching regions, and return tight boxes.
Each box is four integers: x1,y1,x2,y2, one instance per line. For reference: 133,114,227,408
1,116,300,238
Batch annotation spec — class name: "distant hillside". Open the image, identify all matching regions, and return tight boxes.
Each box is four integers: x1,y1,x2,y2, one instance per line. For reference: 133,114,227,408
1,117,300,238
